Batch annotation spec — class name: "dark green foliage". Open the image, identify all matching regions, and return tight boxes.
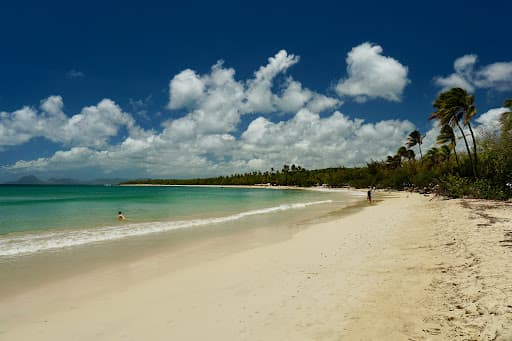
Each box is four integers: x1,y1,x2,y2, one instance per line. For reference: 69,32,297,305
431,88,478,177
411,169,438,189
123,93,512,200
406,130,423,160
123,148,510,199
502,99,512,140
439,175,473,198
440,175,510,200
437,125,459,167
406,149,415,161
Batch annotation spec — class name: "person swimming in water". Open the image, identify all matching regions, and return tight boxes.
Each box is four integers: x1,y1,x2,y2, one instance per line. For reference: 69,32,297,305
118,211,126,221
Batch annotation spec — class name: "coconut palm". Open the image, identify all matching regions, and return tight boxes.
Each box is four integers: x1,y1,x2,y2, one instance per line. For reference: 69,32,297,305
394,154,402,167
406,130,423,161
431,88,478,177
462,92,478,170
501,99,512,139
439,144,452,162
406,149,415,161
425,147,440,164
437,124,460,168
386,155,400,169
397,146,408,164
385,155,394,167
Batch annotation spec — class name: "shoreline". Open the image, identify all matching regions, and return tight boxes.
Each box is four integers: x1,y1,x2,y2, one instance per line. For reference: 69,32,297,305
120,183,365,193
2,193,511,339
0,190,365,299
0,185,361,259
121,183,311,189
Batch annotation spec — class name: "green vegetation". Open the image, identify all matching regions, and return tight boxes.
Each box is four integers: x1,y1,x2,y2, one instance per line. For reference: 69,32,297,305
406,130,423,161
124,89,512,200
430,88,479,177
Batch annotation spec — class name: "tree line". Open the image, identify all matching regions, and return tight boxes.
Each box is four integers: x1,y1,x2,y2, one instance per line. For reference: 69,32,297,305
371,88,511,199
124,88,512,200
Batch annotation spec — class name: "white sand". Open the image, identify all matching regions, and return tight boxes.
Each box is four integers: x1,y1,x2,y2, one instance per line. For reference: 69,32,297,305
1,193,512,340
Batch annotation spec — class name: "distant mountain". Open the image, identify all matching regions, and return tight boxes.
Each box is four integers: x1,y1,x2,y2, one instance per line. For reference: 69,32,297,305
46,178,87,185
6,175,46,185
3,175,127,185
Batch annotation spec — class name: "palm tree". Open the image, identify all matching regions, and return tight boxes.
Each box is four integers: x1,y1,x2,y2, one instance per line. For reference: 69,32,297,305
431,88,478,177
406,149,416,161
425,147,440,164
437,124,460,168
397,146,408,165
462,92,478,171
439,144,451,162
393,154,402,167
501,99,512,139
406,130,423,161
386,155,400,169
282,164,290,185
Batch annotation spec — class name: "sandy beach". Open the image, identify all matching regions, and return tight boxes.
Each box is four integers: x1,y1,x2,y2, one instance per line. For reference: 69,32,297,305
1,192,512,340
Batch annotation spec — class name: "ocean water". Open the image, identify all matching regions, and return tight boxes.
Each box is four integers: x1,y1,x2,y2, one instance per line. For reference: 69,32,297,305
0,185,361,258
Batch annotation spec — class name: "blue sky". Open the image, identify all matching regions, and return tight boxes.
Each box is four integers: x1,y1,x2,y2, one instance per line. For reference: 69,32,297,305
1,0,511,181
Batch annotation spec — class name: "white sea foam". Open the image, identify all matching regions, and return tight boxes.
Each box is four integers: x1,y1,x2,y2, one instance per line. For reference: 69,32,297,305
0,200,332,257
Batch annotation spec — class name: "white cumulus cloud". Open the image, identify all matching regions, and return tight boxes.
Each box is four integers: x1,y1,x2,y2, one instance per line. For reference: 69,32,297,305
244,50,301,113
168,50,339,117
168,69,205,109
336,42,410,102
476,107,509,133
0,96,141,149
435,54,512,92
239,108,415,168
3,48,420,179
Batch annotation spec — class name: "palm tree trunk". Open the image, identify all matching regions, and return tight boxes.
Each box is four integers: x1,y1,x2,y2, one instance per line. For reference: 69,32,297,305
453,147,460,168
456,121,476,177
467,122,478,176
418,144,423,161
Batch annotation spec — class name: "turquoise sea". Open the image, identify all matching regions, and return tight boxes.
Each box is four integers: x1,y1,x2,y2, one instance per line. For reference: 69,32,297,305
0,185,361,259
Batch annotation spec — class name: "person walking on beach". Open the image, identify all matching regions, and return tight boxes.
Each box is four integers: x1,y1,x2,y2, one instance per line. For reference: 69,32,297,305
367,188,372,204
118,211,126,221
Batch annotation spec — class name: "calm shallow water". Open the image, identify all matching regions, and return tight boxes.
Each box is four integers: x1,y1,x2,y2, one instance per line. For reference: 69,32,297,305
0,185,361,258
0,185,366,297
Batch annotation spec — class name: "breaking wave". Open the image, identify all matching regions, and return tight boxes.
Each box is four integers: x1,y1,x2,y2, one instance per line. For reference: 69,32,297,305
0,200,332,257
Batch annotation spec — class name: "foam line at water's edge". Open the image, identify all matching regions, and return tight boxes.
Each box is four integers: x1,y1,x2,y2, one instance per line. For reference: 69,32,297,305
0,200,334,257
